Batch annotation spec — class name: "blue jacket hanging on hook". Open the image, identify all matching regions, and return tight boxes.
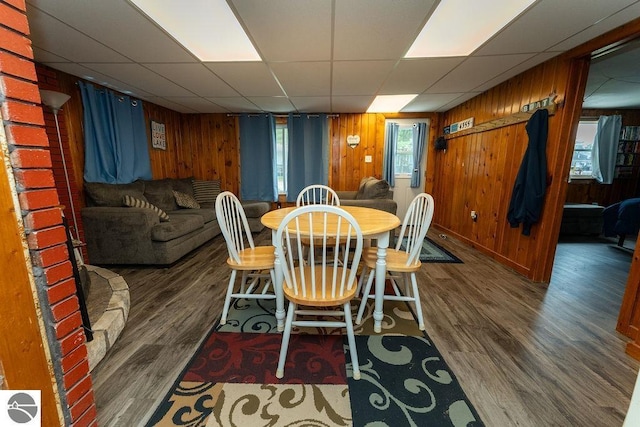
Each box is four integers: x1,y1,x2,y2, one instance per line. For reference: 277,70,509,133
507,108,549,236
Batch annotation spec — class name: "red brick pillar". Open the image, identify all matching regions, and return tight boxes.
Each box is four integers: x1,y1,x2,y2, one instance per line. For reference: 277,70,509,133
0,1,97,426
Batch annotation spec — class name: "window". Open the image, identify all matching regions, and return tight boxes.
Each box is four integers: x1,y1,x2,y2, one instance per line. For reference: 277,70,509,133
275,123,288,194
395,125,415,175
570,120,598,178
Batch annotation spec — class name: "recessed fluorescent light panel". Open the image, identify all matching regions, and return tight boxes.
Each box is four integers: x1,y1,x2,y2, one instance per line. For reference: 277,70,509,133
405,0,536,57
129,0,260,61
367,95,418,113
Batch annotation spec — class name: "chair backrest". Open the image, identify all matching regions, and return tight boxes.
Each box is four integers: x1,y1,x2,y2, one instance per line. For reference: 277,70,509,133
215,191,255,264
296,184,340,207
275,205,363,301
395,193,435,265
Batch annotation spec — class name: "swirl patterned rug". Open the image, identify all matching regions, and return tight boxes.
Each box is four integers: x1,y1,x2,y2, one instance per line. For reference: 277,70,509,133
146,296,483,426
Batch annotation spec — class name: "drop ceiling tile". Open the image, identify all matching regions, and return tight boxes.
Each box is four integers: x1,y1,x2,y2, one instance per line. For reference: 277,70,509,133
82,63,193,96
205,62,285,97
427,54,534,93
582,79,640,108
401,93,468,112
144,63,239,97
438,92,483,112
162,97,230,113
333,0,435,60
231,0,332,62
331,96,375,113
27,0,195,62
380,58,465,95
205,97,262,113
476,0,638,56
269,62,330,97
289,97,332,113
27,9,129,63
247,97,296,113
32,47,70,63
551,2,640,52
473,52,559,93
332,61,396,96
143,96,199,113
44,62,153,98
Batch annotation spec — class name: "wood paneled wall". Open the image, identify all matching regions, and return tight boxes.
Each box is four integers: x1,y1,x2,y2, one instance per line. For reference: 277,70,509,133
565,108,640,206
54,71,241,201
435,55,588,281
328,112,440,191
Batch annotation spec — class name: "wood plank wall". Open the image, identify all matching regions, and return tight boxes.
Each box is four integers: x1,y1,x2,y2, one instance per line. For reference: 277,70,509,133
435,56,586,281
328,112,440,191
565,108,640,206
54,71,241,202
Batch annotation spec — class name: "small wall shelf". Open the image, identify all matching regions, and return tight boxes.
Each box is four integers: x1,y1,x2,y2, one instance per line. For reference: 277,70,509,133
444,103,557,140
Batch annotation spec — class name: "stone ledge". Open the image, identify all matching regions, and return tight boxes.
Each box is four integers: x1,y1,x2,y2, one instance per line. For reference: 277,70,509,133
84,265,130,371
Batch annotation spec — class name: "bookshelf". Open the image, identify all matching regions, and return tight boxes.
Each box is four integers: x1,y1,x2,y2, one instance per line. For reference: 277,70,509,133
616,126,640,178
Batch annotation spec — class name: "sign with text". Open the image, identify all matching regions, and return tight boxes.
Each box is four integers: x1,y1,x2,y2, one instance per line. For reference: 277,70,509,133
151,121,166,150
447,117,474,134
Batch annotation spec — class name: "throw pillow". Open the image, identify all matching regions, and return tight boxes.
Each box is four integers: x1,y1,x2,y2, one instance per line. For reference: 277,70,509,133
173,190,200,209
122,195,170,221
192,179,221,204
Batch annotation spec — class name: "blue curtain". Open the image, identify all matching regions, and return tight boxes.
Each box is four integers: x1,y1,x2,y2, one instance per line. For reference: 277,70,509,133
79,81,151,183
239,114,277,201
382,122,398,187
286,114,328,202
411,122,427,188
592,115,622,184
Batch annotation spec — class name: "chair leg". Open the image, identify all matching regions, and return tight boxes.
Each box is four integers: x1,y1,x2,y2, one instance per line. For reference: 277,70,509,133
276,302,296,379
355,269,375,325
410,272,425,330
220,269,237,325
356,265,369,296
344,302,360,380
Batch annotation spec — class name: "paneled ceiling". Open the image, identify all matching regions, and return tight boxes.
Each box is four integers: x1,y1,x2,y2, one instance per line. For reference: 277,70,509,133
25,0,640,114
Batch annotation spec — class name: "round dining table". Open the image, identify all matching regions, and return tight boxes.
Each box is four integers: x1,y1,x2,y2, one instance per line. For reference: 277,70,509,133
261,205,400,333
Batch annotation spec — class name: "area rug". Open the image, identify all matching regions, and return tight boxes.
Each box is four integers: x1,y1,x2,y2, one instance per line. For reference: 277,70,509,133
399,237,464,263
146,297,482,426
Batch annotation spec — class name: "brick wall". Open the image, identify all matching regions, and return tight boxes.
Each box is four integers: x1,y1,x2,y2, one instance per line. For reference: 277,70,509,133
0,1,96,426
36,63,87,261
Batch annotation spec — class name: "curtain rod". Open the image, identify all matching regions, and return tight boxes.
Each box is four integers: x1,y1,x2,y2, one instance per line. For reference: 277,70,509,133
226,113,339,118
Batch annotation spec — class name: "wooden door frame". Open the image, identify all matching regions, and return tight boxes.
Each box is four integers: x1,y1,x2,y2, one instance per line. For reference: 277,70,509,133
555,18,640,347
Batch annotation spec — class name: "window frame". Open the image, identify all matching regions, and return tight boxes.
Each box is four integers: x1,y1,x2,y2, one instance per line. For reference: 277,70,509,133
570,119,598,180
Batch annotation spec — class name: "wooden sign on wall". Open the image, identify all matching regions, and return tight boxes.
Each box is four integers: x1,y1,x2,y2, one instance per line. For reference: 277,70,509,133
151,120,166,150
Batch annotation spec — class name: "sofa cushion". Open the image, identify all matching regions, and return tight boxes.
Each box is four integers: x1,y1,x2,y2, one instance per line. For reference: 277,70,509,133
123,195,170,221
85,180,146,207
151,214,204,242
173,190,200,209
170,177,195,197
242,201,270,218
355,177,390,200
168,208,215,224
193,179,221,204
143,179,179,212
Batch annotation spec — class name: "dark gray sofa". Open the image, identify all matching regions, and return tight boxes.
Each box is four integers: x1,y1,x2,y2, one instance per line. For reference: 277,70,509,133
336,177,397,214
82,178,221,265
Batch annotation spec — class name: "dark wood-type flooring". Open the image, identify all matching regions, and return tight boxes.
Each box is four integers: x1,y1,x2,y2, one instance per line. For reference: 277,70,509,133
91,229,640,426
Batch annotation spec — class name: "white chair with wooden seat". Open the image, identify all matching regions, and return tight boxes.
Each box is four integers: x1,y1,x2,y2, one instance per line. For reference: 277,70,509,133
275,205,364,380
355,193,434,330
296,185,341,263
296,184,340,207
215,191,276,325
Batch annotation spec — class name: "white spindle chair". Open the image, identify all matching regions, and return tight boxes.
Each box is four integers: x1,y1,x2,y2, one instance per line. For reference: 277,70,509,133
355,193,434,330
296,184,340,207
215,191,275,325
275,205,363,380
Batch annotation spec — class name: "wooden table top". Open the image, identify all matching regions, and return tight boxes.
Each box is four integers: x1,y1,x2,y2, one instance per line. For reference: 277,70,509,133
261,205,400,236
